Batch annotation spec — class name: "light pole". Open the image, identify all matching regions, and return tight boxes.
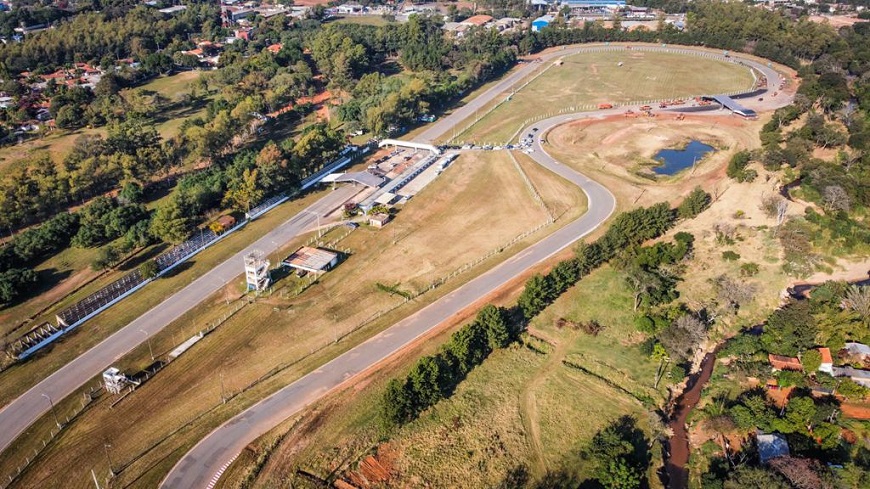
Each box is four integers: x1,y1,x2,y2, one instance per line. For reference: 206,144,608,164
41,393,61,429
103,442,115,477
139,329,154,361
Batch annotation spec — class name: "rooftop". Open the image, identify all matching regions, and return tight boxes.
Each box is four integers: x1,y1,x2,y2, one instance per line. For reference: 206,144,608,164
757,432,789,464
845,342,870,356
321,171,384,188
768,354,802,371
283,247,338,272
462,14,493,26
819,347,833,364
833,366,870,379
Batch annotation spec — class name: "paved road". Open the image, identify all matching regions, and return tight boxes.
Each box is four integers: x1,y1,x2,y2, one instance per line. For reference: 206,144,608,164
162,45,792,489
0,185,360,455
161,118,618,489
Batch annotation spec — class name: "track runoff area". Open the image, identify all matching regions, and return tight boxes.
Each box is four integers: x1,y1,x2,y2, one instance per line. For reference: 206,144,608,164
161,46,789,489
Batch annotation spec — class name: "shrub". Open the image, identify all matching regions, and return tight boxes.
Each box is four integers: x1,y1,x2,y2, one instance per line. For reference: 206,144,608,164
722,250,741,261
739,262,760,276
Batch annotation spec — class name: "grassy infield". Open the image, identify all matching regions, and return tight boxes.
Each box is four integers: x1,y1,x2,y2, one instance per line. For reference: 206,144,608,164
1,49,761,488
456,49,754,145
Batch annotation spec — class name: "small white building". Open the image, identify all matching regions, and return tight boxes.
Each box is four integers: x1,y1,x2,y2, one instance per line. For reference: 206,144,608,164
336,3,363,14
369,213,391,228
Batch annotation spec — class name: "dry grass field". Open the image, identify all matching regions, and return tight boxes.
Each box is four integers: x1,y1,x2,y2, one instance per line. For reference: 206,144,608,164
458,49,755,144
221,265,661,489
0,150,588,488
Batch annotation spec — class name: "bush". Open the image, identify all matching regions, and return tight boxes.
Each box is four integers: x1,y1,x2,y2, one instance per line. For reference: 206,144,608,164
722,250,741,261
677,187,712,219
726,150,756,182
739,262,760,277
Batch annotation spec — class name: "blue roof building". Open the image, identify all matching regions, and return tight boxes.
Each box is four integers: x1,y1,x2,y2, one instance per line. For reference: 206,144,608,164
562,0,626,7
532,15,554,32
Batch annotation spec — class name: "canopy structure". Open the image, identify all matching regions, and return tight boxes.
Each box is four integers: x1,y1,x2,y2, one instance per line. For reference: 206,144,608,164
321,171,384,187
705,95,757,118
378,139,441,155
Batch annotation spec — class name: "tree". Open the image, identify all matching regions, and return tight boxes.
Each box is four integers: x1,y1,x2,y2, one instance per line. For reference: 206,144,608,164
712,274,756,314
724,467,790,489
843,285,870,324
477,305,510,349
677,187,711,219
657,314,706,362
139,260,159,279
801,349,822,374
223,168,263,212
517,274,555,320
761,301,818,356
150,198,191,244
54,104,81,129
822,185,851,212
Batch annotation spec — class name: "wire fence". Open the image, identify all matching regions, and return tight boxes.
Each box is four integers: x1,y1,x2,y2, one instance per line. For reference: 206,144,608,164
0,384,102,489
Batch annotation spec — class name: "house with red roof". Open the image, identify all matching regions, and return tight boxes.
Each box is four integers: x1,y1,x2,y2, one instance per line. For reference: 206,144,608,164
769,354,802,371
818,347,833,374
461,14,494,27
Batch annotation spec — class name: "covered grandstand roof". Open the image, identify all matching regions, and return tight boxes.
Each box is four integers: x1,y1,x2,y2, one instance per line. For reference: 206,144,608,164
321,171,384,187
708,95,757,118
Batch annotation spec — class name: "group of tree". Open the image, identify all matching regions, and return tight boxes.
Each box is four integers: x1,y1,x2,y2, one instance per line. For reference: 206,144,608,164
519,202,678,321
380,304,514,427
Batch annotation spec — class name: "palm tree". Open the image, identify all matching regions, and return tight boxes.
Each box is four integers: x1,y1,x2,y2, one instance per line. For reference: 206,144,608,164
843,285,870,324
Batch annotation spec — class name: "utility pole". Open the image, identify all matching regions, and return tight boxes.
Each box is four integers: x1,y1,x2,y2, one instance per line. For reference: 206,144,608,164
220,370,226,404
103,442,115,477
41,393,61,429
139,329,154,361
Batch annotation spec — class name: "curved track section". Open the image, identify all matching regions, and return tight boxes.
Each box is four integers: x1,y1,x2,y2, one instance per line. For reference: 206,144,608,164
163,45,793,489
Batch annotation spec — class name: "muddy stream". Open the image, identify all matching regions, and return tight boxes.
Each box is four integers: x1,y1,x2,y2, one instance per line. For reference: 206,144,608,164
664,351,717,489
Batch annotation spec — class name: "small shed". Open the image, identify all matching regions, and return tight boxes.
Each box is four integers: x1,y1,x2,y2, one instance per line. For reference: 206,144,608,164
282,247,339,274
757,432,789,464
369,214,391,228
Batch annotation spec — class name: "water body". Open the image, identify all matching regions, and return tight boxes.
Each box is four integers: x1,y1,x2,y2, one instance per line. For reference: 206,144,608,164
653,141,715,176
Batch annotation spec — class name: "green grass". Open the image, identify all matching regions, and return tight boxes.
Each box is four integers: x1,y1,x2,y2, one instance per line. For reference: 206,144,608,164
459,49,754,144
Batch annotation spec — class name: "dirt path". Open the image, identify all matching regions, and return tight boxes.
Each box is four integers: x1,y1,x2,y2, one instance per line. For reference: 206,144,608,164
518,334,570,477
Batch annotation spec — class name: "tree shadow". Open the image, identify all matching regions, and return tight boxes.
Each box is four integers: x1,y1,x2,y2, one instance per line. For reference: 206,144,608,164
118,243,170,271
157,260,193,279
0,268,73,310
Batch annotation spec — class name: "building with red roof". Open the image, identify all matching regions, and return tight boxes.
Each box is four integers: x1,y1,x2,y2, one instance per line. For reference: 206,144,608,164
769,354,802,371
818,347,833,374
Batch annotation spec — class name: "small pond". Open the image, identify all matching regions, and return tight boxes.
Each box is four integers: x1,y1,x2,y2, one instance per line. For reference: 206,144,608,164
652,140,715,176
